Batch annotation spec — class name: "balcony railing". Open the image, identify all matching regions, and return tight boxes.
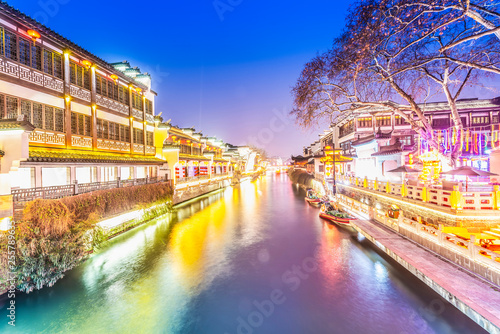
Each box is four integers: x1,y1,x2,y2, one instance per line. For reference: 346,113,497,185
12,177,164,204
175,173,232,186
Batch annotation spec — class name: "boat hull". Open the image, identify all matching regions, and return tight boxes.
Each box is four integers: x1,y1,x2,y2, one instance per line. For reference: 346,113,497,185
319,212,356,226
305,197,321,206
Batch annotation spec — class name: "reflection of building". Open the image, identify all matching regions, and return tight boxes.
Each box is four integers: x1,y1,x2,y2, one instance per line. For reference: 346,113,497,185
0,3,164,219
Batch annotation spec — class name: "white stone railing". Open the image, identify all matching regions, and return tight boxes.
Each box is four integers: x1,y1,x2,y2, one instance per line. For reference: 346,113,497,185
337,194,500,278
335,174,500,212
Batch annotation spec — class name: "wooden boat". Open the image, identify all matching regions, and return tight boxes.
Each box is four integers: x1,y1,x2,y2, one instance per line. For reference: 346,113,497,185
319,202,356,226
305,189,321,206
305,196,322,206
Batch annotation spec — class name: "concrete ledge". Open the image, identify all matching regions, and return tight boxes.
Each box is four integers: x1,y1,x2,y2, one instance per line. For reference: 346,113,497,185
351,219,500,334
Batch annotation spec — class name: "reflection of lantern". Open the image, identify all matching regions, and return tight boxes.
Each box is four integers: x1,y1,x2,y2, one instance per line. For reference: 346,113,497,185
27,29,41,45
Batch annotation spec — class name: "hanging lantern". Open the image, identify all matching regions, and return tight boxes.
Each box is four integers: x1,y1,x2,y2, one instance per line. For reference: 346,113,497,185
81,60,92,68
110,74,118,82
27,29,41,45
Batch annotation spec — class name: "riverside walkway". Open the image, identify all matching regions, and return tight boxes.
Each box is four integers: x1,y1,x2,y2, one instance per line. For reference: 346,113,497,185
350,218,500,334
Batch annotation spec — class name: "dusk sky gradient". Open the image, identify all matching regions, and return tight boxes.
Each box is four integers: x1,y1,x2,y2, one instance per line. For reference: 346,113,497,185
6,0,357,158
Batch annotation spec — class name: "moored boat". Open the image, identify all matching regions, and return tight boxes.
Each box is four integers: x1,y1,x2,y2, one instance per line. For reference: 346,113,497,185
319,201,356,226
305,189,322,206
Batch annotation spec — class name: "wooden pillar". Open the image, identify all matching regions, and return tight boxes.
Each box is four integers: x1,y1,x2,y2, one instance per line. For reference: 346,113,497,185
90,65,97,150
63,50,72,148
128,86,134,154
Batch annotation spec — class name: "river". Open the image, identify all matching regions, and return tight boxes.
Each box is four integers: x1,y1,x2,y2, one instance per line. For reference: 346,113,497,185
0,173,486,333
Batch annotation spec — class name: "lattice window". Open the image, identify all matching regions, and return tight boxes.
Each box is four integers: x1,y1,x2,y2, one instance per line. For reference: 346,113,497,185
76,65,83,87
108,122,115,140
96,119,103,138
119,124,125,141
95,74,102,95
5,97,18,119
43,49,53,75
103,120,109,139
33,103,43,129
71,112,77,134
107,81,113,100
31,45,42,70
55,108,64,132
53,53,62,79
83,67,90,90
21,100,31,123
78,114,84,135
146,131,153,146
0,94,4,119
145,99,153,115
4,30,17,61
45,106,54,130
101,77,107,97
70,63,76,85
84,115,91,136
0,28,4,56
125,125,130,142
19,38,30,66
133,128,144,144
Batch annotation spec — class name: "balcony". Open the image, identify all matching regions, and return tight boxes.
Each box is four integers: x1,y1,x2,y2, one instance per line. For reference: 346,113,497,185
29,129,66,146
96,138,130,152
96,94,129,115
0,55,64,93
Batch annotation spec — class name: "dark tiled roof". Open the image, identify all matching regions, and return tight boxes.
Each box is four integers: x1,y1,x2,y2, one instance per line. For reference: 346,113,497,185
0,119,35,131
179,153,211,161
28,148,163,164
371,141,403,157
351,129,392,147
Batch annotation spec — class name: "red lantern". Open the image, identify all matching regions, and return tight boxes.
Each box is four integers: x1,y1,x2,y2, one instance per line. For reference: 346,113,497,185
27,29,41,45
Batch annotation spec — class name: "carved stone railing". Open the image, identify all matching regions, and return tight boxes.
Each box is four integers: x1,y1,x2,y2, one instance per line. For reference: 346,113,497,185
29,129,66,146
133,143,144,153
0,56,64,93
95,94,129,115
71,135,92,148
97,139,130,152
12,177,164,203
69,85,91,102
132,108,143,120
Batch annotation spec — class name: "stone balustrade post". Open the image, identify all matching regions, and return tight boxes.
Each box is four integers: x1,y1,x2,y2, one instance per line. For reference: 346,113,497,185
386,181,390,194
355,177,359,187
493,185,500,210
363,177,368,188
117,176,121,188
74,180,79,195
469,234,477,260
374,178,378,191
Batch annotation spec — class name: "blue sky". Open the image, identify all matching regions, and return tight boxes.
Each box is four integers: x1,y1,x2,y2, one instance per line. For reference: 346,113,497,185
8,0,355,157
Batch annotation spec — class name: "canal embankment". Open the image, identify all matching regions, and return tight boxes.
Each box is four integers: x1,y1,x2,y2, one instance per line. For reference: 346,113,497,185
349,217,500,334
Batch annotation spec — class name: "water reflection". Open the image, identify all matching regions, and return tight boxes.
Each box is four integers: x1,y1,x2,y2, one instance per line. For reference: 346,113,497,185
0,174,486,334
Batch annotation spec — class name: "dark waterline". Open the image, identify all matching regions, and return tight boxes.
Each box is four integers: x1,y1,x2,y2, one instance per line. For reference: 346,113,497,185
1,174,486,334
